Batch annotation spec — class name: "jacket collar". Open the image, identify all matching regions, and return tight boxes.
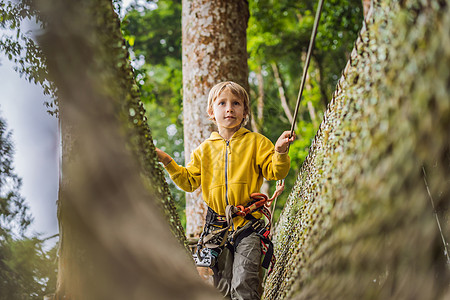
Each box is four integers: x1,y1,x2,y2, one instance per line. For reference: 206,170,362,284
208,127,250,141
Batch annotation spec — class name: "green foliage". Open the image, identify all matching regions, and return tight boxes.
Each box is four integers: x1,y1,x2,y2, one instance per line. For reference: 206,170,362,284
289,120,318,171
0,0,57,114
0,236,58,300
122,0,186,227
247,0,362,220
122,0,181,65
121,0,362,227
0,113,57,299
121,0,182,120
0,113,31,235
248,0,363,105
0,4,59,296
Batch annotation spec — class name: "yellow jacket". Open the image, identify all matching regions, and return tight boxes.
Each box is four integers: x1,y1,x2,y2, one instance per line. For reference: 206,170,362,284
165,127,291,229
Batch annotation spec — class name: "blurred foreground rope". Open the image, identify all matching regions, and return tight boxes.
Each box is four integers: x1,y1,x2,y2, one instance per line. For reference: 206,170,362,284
422,166,450,267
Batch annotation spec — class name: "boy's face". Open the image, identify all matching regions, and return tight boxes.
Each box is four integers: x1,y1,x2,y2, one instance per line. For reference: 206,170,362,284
209,88,246,132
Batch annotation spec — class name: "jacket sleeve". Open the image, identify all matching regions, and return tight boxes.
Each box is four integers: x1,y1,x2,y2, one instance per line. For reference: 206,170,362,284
257,136,291,181
164,149,201,192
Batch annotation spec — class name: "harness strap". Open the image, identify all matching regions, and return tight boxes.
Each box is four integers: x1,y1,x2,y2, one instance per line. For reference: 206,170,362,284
200,207,230,250
203,227,229,248
261,240,275,272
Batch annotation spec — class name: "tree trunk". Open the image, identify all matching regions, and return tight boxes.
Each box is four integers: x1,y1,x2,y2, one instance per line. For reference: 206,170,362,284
271,62,294,124
38,0,218,299
251,66,264,134
315,54,329,109
256,66,265,123
307,101,318,128
182,0,249,239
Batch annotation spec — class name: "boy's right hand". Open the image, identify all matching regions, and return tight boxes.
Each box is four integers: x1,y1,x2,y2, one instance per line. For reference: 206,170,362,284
155,148,173,166
275,131,296,153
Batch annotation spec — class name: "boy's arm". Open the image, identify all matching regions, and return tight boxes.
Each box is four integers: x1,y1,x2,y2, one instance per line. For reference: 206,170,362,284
156,147,201,192
259,131,295,180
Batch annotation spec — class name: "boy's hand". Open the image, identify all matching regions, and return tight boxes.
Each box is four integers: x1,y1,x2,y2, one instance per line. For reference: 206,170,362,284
155,148,173,166
275,131,295,153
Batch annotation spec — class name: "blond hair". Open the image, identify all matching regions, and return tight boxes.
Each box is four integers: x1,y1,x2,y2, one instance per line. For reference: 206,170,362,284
207,81,250,126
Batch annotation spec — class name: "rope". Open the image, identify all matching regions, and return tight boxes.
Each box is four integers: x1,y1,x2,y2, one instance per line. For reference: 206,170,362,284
264,0,325,229
422,166,450,266
290,0,325,138
269,180,285,227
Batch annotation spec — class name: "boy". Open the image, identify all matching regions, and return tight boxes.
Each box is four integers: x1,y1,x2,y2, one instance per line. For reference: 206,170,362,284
156,81,294,299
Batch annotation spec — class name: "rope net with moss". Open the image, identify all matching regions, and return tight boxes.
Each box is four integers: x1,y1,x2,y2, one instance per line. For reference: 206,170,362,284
263,0,450,299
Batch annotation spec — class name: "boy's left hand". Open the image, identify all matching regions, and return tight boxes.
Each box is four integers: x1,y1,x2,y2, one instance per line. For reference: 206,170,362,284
275,131,296,153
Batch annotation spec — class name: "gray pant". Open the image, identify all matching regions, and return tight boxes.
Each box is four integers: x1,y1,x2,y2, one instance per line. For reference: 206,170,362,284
213,229,262,300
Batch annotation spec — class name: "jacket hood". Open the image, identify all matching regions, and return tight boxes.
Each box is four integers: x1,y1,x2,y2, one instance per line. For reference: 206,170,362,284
208,127,250,141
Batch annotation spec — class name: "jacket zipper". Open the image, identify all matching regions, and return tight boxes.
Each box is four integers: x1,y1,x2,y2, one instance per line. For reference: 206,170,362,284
225,140,230,206
225,140,234,230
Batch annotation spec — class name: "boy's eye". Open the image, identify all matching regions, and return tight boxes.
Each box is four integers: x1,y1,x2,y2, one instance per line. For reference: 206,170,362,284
234,101,241,105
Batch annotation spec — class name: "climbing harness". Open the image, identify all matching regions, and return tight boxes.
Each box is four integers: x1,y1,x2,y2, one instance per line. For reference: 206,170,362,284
194,192,280,272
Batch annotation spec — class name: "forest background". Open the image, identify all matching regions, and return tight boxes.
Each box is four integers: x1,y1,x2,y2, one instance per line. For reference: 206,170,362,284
0,0,362,298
